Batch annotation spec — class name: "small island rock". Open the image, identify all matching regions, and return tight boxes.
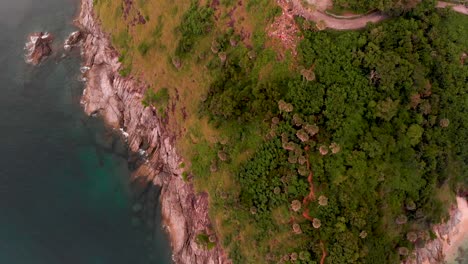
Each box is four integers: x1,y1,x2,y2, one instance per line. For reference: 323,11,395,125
25,32,53,65
64,31,84,50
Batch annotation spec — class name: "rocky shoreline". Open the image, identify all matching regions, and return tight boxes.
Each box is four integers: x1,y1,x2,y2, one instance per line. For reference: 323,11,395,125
24,32,53,65
75,0,227,263
404,196,468,264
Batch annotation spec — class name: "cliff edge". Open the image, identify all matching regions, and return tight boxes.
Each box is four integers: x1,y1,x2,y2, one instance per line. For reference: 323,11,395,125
76,0,228,263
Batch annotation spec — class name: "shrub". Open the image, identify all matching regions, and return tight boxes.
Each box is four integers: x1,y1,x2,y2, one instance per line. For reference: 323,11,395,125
196,233,216,250
175,2,213,56
137,41,151,56
142,87,170,107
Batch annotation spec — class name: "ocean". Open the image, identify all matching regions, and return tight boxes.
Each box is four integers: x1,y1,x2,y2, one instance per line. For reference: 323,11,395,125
0,0,172,263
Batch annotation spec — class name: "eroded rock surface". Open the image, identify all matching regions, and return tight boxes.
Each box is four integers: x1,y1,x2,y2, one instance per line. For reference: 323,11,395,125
77,0,228,263
25,32,53,65
403,199,465,264
64,31,84,50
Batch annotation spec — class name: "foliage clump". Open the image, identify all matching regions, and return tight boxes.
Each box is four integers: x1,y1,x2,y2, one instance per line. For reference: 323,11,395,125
175,1,213,57
196,233,216,250
142,87,170,116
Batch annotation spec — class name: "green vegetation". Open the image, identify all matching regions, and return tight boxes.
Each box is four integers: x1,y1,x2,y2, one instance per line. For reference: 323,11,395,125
197,7,468,264
142,87,169,116
94,0,467,262
196,233,217,250
175,1,214,57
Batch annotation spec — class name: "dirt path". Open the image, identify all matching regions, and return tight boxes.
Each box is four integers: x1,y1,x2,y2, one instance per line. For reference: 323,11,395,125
282,0,468,30
300,146,328,264
288,0,388,30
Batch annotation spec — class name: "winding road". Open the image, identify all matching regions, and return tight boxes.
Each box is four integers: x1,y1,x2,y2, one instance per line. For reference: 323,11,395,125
286,0,468,30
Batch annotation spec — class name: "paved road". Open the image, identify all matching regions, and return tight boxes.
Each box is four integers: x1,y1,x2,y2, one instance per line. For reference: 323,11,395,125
288,0,468,30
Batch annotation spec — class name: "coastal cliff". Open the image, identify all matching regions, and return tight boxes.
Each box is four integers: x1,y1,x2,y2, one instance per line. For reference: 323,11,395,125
76,0,227,263
406,197,468,264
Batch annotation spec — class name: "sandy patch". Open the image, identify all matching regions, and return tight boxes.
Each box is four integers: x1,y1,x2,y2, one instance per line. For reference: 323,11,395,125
444,197,468,262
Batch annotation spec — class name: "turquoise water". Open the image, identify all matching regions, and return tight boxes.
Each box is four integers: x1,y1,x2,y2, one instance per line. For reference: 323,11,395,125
0,0,172,263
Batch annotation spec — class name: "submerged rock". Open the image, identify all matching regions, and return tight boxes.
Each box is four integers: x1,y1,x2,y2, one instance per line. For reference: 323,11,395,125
25,32,53,65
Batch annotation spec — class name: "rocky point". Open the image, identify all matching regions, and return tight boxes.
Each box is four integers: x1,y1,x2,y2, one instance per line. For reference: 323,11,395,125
25,32,53,65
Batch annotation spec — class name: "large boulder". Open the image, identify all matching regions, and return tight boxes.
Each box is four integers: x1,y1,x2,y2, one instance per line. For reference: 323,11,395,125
25,32,53,65
64,31,84,51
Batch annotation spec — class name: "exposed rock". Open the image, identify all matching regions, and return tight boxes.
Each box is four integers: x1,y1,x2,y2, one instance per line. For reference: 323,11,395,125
77,0,228,263
403,198,465,264
25,32,53,65
64,31,84,50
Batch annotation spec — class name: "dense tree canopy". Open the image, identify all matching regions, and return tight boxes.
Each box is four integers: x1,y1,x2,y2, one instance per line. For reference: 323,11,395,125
201,7,467,263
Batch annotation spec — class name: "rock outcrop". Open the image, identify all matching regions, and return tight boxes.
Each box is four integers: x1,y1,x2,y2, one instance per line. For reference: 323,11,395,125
25,32,53,65
64,31,84,51
403,197,466,264
77,0,227,263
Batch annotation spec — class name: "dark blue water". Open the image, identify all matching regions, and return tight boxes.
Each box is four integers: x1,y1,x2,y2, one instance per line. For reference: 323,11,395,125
0,0,172,263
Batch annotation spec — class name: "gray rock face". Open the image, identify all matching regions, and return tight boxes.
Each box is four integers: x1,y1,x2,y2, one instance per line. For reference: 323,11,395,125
403,204,462,264
77,0,228,263
64,31,84,50
25,32,53,65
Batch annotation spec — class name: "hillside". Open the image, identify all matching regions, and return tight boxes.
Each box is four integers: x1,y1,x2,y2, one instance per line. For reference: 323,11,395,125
92,0,468,263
